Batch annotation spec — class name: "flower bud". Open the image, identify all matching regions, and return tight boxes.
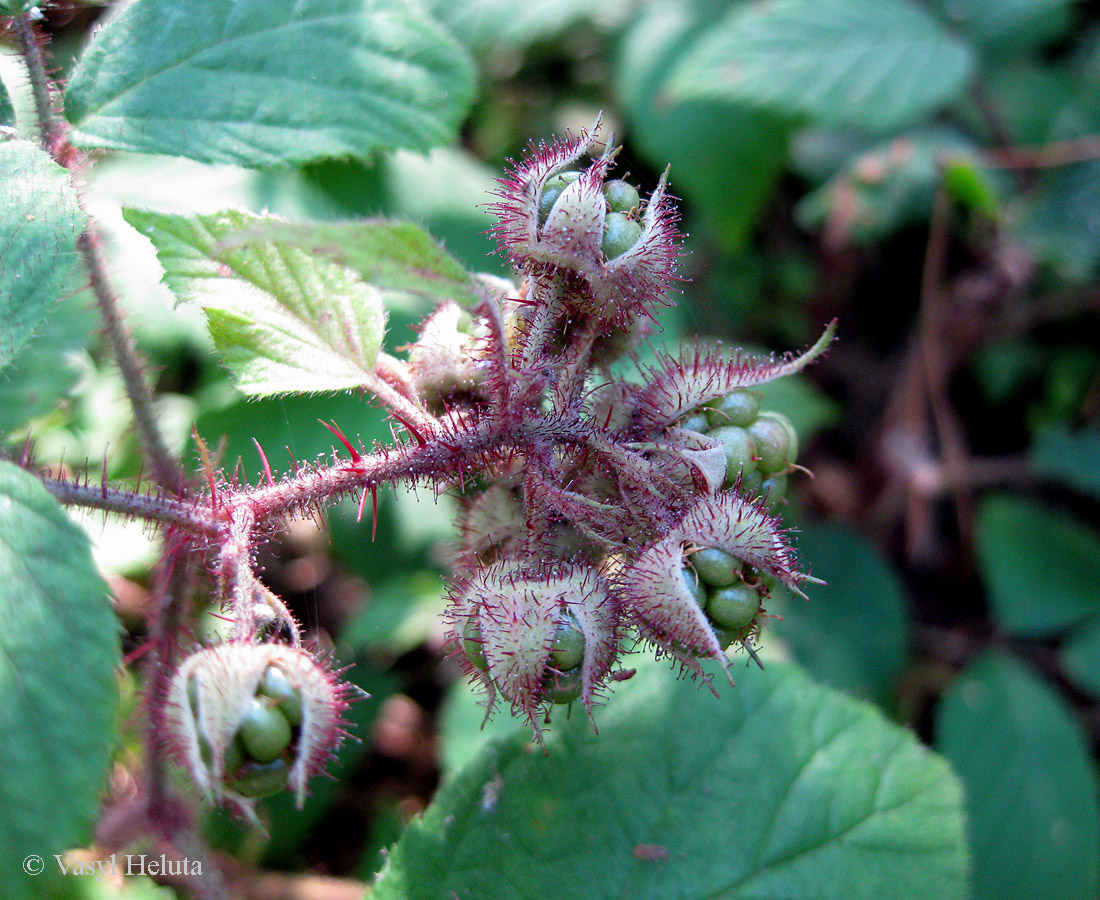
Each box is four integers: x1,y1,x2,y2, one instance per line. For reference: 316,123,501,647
447,561,620,736
164,643,353,819
408,302,484,414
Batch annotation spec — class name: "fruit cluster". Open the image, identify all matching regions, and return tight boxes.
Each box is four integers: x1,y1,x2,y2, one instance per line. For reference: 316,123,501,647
151,122,831,809
681,546,776,650
678,388,798,501
165,643,348,820
199,663,303,799
539,170,644,260
464,607,588,705
450,563,618,732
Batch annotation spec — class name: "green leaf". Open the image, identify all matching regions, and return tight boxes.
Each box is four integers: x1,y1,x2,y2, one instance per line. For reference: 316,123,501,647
426,0,630,53
64,0,475,167
0,78,13,128
0,140,86,366
769,523,909,703
1031,427,1100,500
374,659,968,900
0,462,120,900
980,61,1082,146
438,678,526,779
616,0,791,252
1061,618,1100,698
667,0,975,134
230,220,478,308
0,290,97,436
930,0,1071,54
935,652,1100,900
976,495,1100,637
125,208,386,396
1017,161,1100,282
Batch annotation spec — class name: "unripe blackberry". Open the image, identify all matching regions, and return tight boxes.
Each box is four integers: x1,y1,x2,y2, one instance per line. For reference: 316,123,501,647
538,171,581,224
690,547,741,588
602,212,643,260
748,412,796,474
708,425,758,486
602,179,640,213
706,582,761,631
703,390,760,428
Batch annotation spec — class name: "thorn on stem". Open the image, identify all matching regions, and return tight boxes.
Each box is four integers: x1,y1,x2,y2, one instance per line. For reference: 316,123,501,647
389,411,428,448
252,438,275,487
191,425,219,510
319,419,362,462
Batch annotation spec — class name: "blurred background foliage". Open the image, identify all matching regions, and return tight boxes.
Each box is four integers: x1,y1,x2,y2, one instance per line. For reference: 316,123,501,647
4,0,1100,896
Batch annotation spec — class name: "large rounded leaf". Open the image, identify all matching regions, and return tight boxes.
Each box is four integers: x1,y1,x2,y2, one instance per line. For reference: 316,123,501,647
976,495,1100,637
0,462,120,900
667,0,974,134
374,659,967,900
935,653,1100,900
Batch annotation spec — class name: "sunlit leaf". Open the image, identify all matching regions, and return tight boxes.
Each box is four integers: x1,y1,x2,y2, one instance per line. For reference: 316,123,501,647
65,0,475,166
126,208,386,396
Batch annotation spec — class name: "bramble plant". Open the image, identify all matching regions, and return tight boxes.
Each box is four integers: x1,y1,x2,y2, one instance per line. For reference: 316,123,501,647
22,0,1100,898
6,5,834,799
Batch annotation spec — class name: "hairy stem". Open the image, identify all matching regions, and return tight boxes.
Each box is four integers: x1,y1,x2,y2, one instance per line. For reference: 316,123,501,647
11,8,181,492
144,543,198,824
39,472,217,535
218,508,260,637
79,226,182,491
362,369,439,438
518,275,566,373
9,8,63,155
552,314,601,413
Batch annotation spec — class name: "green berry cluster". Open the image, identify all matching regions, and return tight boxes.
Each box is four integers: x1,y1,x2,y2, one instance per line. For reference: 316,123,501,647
681,547,776,649
539,171,643,260
679,389,798,500
192,664,303,799
463,608,587,705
